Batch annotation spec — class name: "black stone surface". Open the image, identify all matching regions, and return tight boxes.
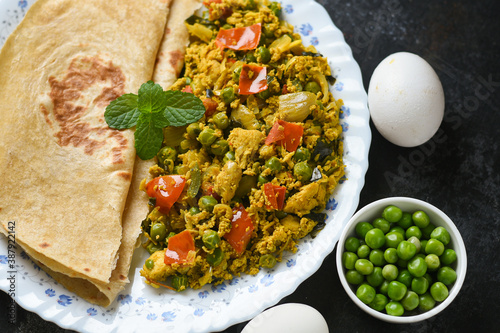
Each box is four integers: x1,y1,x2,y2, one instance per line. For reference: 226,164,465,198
1,0,499,332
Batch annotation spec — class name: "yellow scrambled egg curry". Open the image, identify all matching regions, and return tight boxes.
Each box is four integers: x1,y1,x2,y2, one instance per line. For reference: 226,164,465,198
140,0,345,291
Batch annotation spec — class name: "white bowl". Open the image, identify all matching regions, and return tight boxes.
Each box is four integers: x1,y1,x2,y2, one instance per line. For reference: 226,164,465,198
336,197,467,323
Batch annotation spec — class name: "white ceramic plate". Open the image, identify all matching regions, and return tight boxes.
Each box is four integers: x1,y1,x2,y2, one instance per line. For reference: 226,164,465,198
0,1,371,332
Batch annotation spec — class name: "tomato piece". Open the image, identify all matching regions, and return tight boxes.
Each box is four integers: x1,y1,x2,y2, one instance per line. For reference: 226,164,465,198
265,120,303,152
203,98,218,117
146,175,186,214
223,205,254,255
164,230,196,265
239,64,267,95
215,23,261,51
181,85,193,93
263,183,286,210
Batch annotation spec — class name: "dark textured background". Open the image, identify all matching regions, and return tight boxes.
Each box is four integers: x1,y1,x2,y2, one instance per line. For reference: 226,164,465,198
2,0,499,332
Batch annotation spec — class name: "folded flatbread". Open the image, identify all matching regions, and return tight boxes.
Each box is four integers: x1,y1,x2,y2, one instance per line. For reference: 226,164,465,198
0,0,173,306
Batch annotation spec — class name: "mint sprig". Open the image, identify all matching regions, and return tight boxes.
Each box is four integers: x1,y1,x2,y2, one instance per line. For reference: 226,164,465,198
104,81,205,160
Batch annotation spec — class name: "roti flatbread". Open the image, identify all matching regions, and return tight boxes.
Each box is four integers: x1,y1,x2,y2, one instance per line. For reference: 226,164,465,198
0,0,172,306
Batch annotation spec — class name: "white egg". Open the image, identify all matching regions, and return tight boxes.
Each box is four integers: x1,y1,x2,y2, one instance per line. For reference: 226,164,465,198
241,303,329,333
368,52,445,147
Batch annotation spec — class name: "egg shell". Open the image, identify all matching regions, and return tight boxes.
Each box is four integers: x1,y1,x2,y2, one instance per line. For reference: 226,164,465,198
368,52,445,147
241,303,329,333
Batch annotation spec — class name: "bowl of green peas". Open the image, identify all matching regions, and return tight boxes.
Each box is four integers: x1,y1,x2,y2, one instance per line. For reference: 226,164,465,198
336,197,467,323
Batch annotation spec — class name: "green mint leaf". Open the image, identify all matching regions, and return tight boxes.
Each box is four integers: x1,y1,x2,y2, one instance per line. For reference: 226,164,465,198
138,81,167,114
164,90,205,127
104,93,140,129
151,111,171,128
134,113,164,160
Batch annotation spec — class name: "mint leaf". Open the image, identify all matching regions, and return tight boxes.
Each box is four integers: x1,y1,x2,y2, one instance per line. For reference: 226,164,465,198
104,93,140,129
134,113,164,160
138,81,167,114
164,90,205,127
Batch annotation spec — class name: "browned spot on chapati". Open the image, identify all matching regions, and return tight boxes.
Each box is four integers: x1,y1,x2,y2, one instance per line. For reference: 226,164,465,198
119,274,127,280
118,171,132,181
84,268,91,272
169,50,184,75
39,242,50,248
44,56,128,161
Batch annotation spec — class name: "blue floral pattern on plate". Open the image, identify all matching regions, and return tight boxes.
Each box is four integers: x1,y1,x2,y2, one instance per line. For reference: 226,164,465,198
0,1,370,332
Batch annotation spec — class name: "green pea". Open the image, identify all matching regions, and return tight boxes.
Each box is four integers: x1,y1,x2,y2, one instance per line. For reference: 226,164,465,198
430,282,449,302
346,269,364,285
425,239,445,256
369,249,386,266
186,123,202,138
293,161,313,182
257,46,271,64
382,205,403,223
418,292,436,311
221,87,236,104
356,284,376,304
366,267,384,287
384,231,403,249
406,226,422,239
293,147,311,162
145,259,155,270
437,266,457,285
407,236,422,253
425,254,441,271
146,242,162,255
198,127,217,146
440,249,457,266
150,223,167,242
357,244,371,259
265,156,282,172
157,146,177,166
401,291,419,311
179,139,199,153
430,226,451,246
379,280,390,296
397,269,413,287
189,206,201,216
173,164,190,175
233,66,242,82
384,248,399,264
412,210,430,228
342,252,358,270
246,53,257,63
257,174,270,186
212,112,230,129
211,139,229,156
385,301,404,316
411,276,429,294
408,256,427,278
369,294,389,312
388,281,407,301
382,264,399,281
419,239,428,254
207,248,224,267
304,81,321,94
172,274,189,291
198,195,218,212
345,237,361,252
397,241,417,261
372,218,390,234
355,222,373,239
223,150,236,163
389,226,406,237
202,230,221,250
365,228,385,249
292,79,303,91
259,254,277,268
355,259,374,275
397,212,414,229
275,210,287,219
421,223,436,239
